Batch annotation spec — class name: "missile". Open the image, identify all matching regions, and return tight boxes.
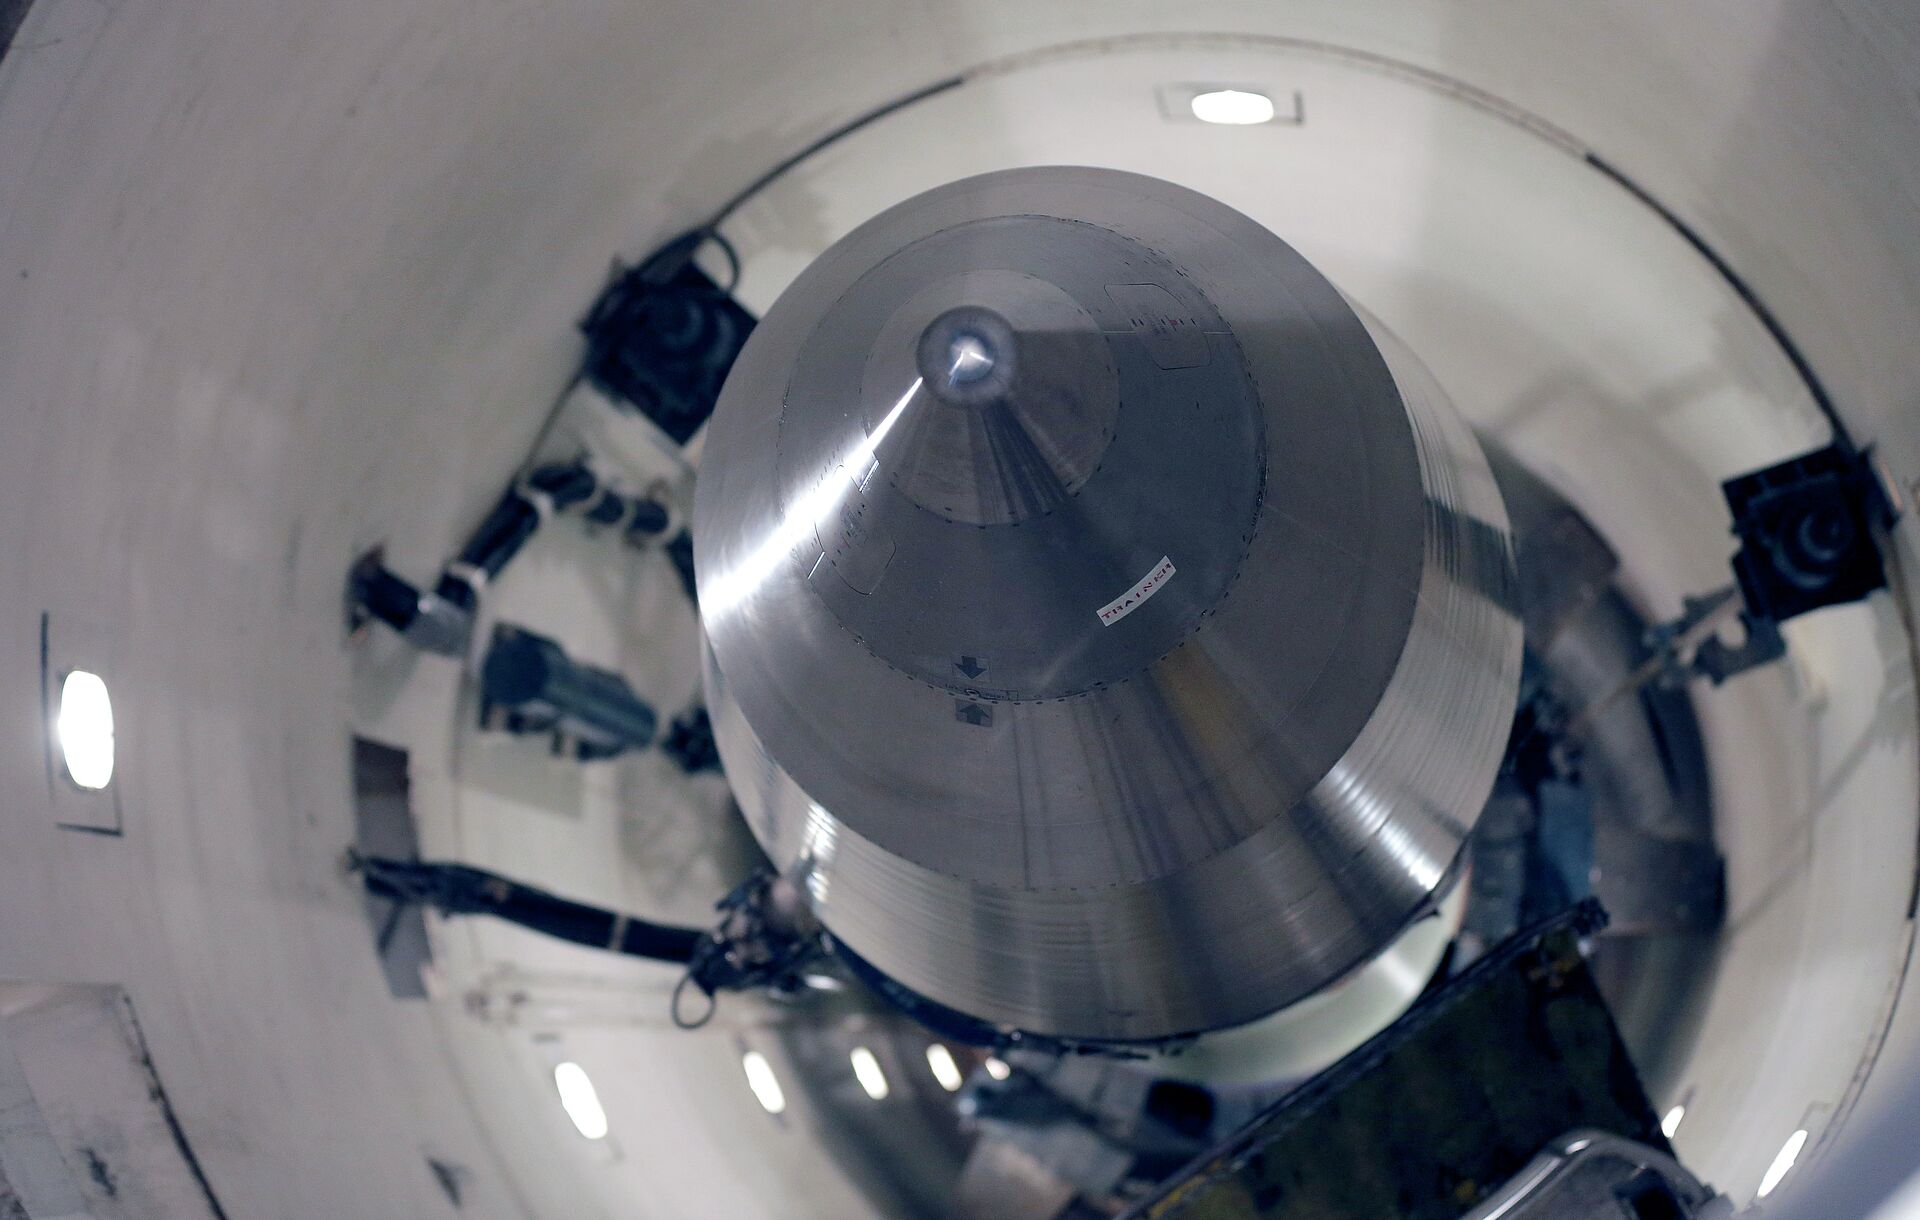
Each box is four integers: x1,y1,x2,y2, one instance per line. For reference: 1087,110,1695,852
695,166,1521,1043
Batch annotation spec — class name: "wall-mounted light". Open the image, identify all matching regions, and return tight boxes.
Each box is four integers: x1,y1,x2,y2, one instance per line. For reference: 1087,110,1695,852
1757,1128,1809,1198
1661,1105,1686,1138
925,1044,963,1092
552,1061,609,1140
56,670,114,790
1155,84,1301,128
849,1046,889,1100
1190,88,1276,125
742,1049,786,1114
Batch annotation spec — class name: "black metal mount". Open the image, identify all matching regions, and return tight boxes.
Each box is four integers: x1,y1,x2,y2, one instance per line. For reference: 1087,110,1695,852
477,623,658,760
1653,442,1898,685
1124,901,1663,1220
673,868,826,1028
350,851,706,964
580,230,756,444
348,854,826,1031
435,459,673,620
348,458,674,658
659,706,723,774
1725,443,1895,622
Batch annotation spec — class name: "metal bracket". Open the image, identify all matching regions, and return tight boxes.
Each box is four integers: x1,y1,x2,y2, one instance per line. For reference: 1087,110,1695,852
673,868,825,1028
580,230,756,444
1645,443,1898,687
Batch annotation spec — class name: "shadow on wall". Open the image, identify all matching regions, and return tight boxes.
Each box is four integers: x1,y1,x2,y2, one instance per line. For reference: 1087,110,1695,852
0,984,228,1219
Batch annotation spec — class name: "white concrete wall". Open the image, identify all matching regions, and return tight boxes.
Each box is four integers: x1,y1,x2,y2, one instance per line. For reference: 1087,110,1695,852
0,1,1916,1216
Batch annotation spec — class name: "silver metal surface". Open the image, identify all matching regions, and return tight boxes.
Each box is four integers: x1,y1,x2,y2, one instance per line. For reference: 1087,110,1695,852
696,167,1521,1041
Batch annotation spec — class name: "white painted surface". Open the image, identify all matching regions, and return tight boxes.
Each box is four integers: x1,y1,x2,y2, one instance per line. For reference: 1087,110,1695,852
0,987,223,1220
0,1023,95,1220
0,1,1916,1216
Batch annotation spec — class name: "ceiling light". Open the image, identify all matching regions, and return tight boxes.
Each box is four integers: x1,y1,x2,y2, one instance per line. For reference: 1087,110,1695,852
56,670,114,790
983,1057,1011,1081
1190,88,1275,126
925,1044,963,1092
1757,1129,1808,1198
552,1062,608,1140
1661,1105,1686,1138
742,1050,786,1114
849,1046,889,1100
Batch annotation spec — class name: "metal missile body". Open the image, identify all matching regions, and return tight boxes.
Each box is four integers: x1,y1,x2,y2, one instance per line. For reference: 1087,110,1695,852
695,167,1521,1043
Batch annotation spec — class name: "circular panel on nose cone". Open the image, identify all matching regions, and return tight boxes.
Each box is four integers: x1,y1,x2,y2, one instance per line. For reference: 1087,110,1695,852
782,222,1266,703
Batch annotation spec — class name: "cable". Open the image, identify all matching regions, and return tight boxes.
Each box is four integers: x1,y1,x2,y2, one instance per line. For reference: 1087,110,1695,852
350,853,705,964
671,972,719,1030
698,227,742,294
701,75,967,231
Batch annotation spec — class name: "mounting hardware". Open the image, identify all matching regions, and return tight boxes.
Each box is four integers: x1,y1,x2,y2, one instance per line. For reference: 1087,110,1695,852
660,706,723,774
1723,442,1895,624
478,624,657,760
673,868,825,1028
347,549,473,657
580,231,755,444
1648,443,1898,686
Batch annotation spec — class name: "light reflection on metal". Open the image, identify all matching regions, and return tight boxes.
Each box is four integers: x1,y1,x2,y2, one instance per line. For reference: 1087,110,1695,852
798,802,841,905
697,167,1521,1042
699,376,924,618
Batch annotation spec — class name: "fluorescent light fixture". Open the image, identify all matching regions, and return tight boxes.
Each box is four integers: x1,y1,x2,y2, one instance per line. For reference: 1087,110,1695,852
983,1056,1011,1081
56,670,114,790
1661,1105,1686,1138
1757,1129,1808,1198
1190,88,1275,126
850,1046,890,1100
552,1062,609,1140
742,1049,786,1114
925,1044,964,1092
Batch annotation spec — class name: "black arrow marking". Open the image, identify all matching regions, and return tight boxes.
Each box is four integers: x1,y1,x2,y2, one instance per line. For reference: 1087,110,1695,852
955,655,986,679
954,701,992,728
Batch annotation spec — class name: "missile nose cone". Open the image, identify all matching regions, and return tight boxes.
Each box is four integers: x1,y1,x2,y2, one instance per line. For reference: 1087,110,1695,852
941,333,994,384
695,167,1522,1042
917,306,1011,400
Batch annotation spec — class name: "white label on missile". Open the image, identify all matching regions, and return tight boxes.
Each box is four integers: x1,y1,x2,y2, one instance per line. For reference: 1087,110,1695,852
1097,556,1176,626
